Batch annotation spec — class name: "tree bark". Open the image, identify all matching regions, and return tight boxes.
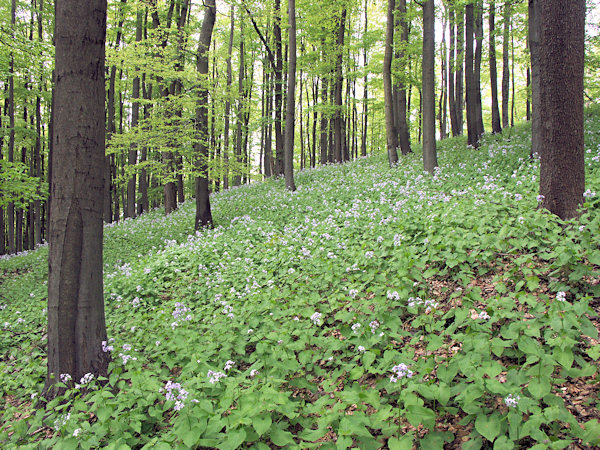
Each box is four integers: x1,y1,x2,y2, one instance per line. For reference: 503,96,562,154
528,0,541,157
274,0,285,175
448,3,460,136
465,3,479,147
45,0,109,397
455,3,464,134
7,0,16,253
332,9,346,163
539,0,585,219
473,1,485,139
422,0,437,172
501,1,510,129
319,75,329,165
383,0,399,166
223,5,234,190
284,0,297,191
396,0,412,155
194,0,216,230
489,0,502,134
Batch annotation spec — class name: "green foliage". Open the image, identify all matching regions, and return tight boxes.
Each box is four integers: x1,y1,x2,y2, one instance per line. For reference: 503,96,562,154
1,112,600,447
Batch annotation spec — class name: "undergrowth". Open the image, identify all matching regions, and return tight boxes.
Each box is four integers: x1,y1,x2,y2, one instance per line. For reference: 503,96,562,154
1,112,600,449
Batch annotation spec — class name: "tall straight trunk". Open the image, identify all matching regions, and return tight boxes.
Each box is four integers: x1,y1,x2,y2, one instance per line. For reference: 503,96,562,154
274,0,285,175
361,0,368,157
194,0,216,229
528,0,541,156
174,0,189,204
383,0,399,166
233,21,245,187
138,78,150,215
489,0,502,134
34,0,43,245
439,4,448,139
0,99,4,254
422,0,437,172
539,0,584,219
465,4,479,147
455,4,464,134
127,7,143,219
312,78,318,166
264,71,273,177
448,4,459,136
242,50,254,183
284,0,297,191
501,2,510,128
260,60,267,176
45,0,109,397
333,9,346,163
473,1,485,138
396,0,412,155
320,75,329,165
7,0,16,253
223,4,234,189
299,71,304,170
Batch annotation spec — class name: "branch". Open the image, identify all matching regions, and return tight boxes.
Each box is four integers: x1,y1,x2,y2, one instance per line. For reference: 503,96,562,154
240,1,277,73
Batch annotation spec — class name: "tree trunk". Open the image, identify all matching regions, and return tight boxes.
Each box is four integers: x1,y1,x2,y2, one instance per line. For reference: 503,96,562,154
361,0,368,157
333,9,346,163
465,4,479,147
539,0,584,219
45,0,109,398
320,75,329,165
422,0,437,172
194,0,216,230
529,0,541,157
284,0,297,191
383,0,399,166
455,3,464,134
274,0,285,175
474,1,485,139
448,3,460,136
233,19,245,187
139,78,150,215
489,0,502,134
223,4,234,190
7,0,16,254
501,1,510,129
396,0,412,155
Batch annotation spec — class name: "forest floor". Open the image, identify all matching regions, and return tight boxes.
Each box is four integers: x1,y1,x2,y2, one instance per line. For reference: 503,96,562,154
1,111,600,449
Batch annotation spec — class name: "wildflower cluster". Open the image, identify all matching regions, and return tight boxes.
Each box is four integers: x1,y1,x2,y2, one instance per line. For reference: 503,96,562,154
556,291,566,302
369,320,380,333
102,339,114,353
408,297,438,313
207,370,227,384
504,393,520,408
172,302,193,328
74,373,94,389
386,290,400,300
311,312,322,325
390,363,414,383
161,380,188,411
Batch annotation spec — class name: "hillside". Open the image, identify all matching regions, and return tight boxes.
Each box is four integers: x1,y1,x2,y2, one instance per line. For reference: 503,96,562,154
1,113,600,448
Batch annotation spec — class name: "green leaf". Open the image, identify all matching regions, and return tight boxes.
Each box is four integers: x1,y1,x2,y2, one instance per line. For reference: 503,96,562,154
528,378,551,399
252,415,272,437
475,412,501,442
405,405,436,429
270,428,295,446
388,434,414,450
426,335,444,351
181,425,205,448
587,345,600,361
96,406,113,422
553,347,574,369
219,428,246,450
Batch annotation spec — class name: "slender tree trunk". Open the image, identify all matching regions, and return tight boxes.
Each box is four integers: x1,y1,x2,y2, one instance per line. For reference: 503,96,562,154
539,0,584,219
233,20,245,187
383,0,399,166
361,0,368,157
138,78,150,215
34,0,44,245
284,0,297,191
465,4,479,147
502,1,510,129
489,0,502,134
320,75,329,165
474,1,485,138
396,0,412,155
529,0,541,157
264,71,273,177
274,0,285,175
455,4,464,134
194,0,216,229
422,0,437,172
45,0,109,398
7,0,16,253
223,4,234,190
333,9,346,163
127,7,143,219
448,3,460,136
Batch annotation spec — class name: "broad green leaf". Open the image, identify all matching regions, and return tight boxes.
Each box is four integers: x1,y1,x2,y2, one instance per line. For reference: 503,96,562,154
252,415,271,437
475,412,501,442
388,434,413,450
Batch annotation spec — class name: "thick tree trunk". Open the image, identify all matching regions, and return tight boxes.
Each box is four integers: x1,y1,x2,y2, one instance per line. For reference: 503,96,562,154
539,0,584,219
284,0,297,191
194,0,216,230
7,0,16,254
138,79,150,215
45,0,109,397
274,0,285,175
233,21,245,187
320,75,329,165
223,5,234,190
489,0,502,134
455,4,464,134
361,0,368,158
422,0,437,172
383,0,399,166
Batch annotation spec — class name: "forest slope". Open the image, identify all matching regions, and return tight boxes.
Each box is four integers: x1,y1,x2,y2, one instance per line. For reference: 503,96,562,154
1,112,600,448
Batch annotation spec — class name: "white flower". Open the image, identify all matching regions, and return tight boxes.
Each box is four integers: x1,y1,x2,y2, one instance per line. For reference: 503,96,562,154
479,311,490,320
536,194,545,202
390,363,413,382
349,289,359,299
311,312,323,325
207,370,227,384
247,329,253,334
155,340,161,346
60,373,72,383
387,291,400,300
504,394,520,408
556,291,566,302
369,320,380,333
73,428,82,437
351,323,361,333
365,251,375,259
357,345,366,352
249,369,259,378
224,360,235,371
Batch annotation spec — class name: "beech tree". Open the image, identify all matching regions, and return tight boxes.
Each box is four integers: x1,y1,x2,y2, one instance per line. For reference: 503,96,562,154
383,0,399,166
538,0,585,219
45,0,109,395
284,0,297,191
422,0,437,172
